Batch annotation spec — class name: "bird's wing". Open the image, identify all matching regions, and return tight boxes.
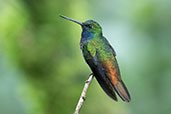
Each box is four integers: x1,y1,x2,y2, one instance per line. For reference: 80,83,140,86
101,37,131,102
82,43,118,101
82,39,131,102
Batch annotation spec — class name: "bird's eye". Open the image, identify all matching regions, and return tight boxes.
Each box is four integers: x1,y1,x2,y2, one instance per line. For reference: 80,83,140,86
86,24,93,29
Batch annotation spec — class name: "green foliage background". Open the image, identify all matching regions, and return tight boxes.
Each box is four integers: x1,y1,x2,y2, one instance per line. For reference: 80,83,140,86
0,0,171,114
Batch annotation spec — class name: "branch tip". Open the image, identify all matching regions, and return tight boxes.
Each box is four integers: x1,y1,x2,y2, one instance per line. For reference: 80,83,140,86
74,73,94,114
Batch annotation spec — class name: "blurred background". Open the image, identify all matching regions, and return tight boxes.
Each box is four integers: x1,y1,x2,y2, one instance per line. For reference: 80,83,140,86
0,0,171,114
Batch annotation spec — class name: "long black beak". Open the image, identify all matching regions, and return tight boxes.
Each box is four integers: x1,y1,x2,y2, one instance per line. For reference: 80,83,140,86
59,15,83,26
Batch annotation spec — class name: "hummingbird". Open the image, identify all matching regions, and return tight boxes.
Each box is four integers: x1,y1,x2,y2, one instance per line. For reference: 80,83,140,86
59,15,131,102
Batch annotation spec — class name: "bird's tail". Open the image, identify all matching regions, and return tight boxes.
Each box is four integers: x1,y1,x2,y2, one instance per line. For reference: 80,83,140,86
114,80,131,102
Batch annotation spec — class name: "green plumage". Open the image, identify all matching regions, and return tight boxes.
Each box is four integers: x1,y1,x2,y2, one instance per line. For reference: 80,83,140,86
60,15,131,102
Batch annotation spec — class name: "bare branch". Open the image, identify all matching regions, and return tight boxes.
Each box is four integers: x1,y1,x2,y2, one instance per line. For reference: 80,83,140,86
74,73,94,114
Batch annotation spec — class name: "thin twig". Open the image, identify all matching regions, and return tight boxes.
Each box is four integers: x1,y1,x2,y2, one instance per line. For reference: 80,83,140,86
74,73,94,114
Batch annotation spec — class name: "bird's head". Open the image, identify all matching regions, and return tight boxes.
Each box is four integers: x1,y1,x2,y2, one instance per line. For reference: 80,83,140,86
59,15,102,37
82,20,102,35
